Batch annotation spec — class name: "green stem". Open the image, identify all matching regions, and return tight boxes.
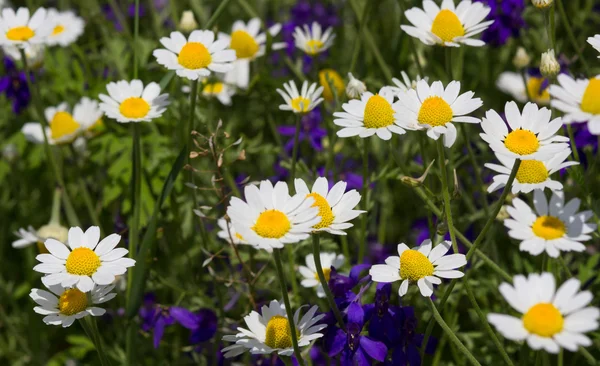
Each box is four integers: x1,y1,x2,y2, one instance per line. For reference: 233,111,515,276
436,139,458,253
273,249,305,366
555,0,590,73
445,48,453,80
287,246,300,300
68,145,102,231
565,125,581,163
558,349,563,366
205,0,234,29
289,115,302,183
428,298,481,366
133,0,140,78
80,317,112,365
348,0,370,74
461,126,490,215
186,80,199,148
312,235,346,331
50,188,62,225
358,137,369,263
129,124,142,260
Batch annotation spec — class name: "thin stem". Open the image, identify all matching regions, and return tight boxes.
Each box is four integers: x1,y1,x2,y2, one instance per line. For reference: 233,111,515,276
273,249,305,366
289,115,302,183
565,125,581,162
428,298,481,366
348,0,370,74
287,246,300,300
358,137,369,263
129,124,142,259
558,348,563,366
50,188,62,224
205,0,234,29
68,145,102,231
312,235,346,331
133,0,140,78
187,80,199,147
445,48,453,80
436,139,458,253
555,0,590,73
80,317,112,365
461,126,489,215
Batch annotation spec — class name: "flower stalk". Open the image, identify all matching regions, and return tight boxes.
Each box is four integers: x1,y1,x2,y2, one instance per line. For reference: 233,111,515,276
80,317,112,366
312,234,346,331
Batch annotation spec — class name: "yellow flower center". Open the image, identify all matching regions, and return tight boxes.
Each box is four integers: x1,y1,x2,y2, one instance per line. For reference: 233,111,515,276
264,315,299,349
399,249,434,282
229,30,259,59
431,9,465,43
6,26,35,41
515,160,549,184
58,288,88,316
522,303,564,337
65,247,101,276
52,25,65,36
319,69,345,102
580,78,600,115
50,111,80,141
119,97,150,119
532,215,566,240
363,94,395,128
305,39,324,55
417,96,453,127
526,77,550,102
203,82,224,95
504,129,540,155
307,192,334,229
314,267,332,282
291,97,311,112
177,42,212,69
235,233,244,241
252,210,291,239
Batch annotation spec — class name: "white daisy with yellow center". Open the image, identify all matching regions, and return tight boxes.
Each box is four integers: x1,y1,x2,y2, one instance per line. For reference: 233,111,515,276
99,79,170,123
401,0,493,47
45,8,84,47
480,101,570,161
12,224,68,251
153,30,236,81
276,80,324,114
201,80,235,106
505,190,596,258
294,177,365,235
222,300,326,357
226,180,321,251
395,79,483,147
30,277,116,328
369,240,467,297
299,252,344,298
485,149,578,194
0,7,53,48
334,87,406,141
384,71,427,96
549,74,600,135
293,21,335,56
33,226,135,293
587,35,600,58
488,273,599,353
496,72,550,106
217,217,250,246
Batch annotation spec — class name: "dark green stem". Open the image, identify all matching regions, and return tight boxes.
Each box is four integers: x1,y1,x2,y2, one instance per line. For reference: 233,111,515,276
555,0,590,73
312,235,346,331
358,137,369,263
436,139,458,253
289,115,302,183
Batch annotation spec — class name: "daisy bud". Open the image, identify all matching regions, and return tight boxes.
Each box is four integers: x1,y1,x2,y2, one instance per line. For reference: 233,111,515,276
346,73,366,99
540,49,560,78
512,47,531,69
496,205,510,221
36,223,69,244
531,0,553,9
178,10,198,32
399,160,435,187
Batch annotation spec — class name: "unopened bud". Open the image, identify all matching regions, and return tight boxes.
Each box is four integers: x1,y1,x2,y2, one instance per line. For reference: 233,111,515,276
540,49,560,78
512,47,530,69
496,205,510,221
346,73,366,99
37,223,68,243
531,0,553,9
436,220,448,236
399,159,436,188
179,10,198,32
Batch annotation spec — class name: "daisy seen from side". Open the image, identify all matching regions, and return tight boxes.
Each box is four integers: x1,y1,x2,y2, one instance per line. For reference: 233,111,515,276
276,80,324,114
13,223,68,250
299,252,344,298
201,79,235,106
549,74,600,134
216,217,250,246
293,21,335,56
496,71,550,105
384,71,427,95
99,80,169,123
0,7,52,48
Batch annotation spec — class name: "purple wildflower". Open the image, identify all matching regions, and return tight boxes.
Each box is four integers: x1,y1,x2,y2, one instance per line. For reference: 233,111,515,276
0,57,31,114
476,0,526,46
278,108,327,154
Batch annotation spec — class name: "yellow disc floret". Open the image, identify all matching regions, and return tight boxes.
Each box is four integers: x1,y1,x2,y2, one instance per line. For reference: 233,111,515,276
319,69,345,102
58,288,88,316
580,78,600,115
252,210,291,239
65,247,101,276
229,30,259,59
515,160,548,184
522,303,564,337
265,315,299,349
504,129,540,155
314,267,332,282
307,192,334,229
119,97,150,119
203,82,224,95
399,249,434,282
291,97,311,112
418,96,453,127
50,111,80,141
305,39,324,55
363,95,395,128
526,77,550,103
178,42,212,69
52,25,65,36
431,10,465,43
6,26,35,41
532,216,566,240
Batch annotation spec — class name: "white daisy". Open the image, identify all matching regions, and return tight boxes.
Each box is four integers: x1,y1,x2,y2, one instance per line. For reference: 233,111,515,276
226,180,321,251
218,18,285,61
30,276,116,328
395,79,483,147
276,80,324,114
549,74,600,134
45,9,84,47
401,0,493,47
222,300,326,357
496,71,550,105
33,226,135,292
369,239,467,297
73,97,104,133
299,252,344,298
480,101,570,161
333,87,406,141
13,223,68,249
294,177,365,235
2,43,45,67
384,71,427,96
505,190,596,258
201,80,235,106
0,7,53,48
488,273,599,353
217,217,250,246
293,21,335,56
587,35,600,58
99,79,170,123
485,149,578,194
153,30,236,81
